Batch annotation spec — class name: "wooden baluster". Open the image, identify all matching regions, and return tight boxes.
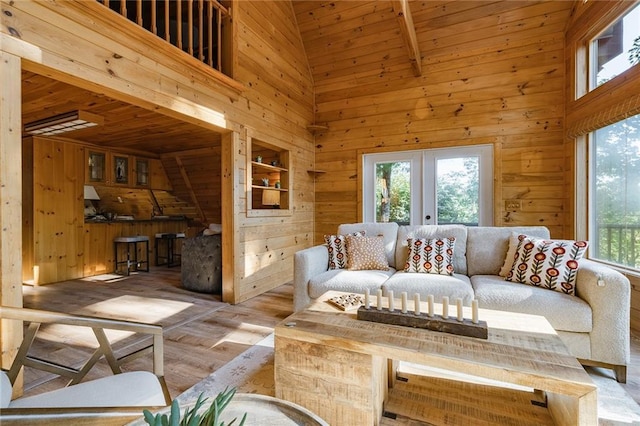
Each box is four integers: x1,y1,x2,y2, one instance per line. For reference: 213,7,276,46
165,0,170,42
120,0,126,17
151,0,157,35
198,0,204,61
208,1,213,67
217,8,222,71
188,0,193,55
136,0,142,26
177,0,182,49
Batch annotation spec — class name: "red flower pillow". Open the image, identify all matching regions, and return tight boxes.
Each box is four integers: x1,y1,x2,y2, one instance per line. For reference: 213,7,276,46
505,235,588,296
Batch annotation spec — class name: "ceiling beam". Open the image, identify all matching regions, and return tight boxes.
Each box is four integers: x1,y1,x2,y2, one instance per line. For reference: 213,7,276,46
391,0,422,77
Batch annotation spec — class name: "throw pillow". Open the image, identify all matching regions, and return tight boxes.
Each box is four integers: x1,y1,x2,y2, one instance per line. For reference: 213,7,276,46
345,235,389,271
404,237,456,275
325,231,365,269
505,235,589,295
499,232,521,277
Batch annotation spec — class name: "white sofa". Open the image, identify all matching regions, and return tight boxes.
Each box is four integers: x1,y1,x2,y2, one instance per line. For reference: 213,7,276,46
293,222,631,382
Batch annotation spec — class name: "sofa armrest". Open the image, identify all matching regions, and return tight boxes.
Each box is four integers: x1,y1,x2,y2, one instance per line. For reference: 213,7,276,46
293,245,329,312
575,259,631,366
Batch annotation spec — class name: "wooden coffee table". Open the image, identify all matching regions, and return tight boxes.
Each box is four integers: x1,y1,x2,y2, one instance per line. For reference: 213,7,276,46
274,291,597,425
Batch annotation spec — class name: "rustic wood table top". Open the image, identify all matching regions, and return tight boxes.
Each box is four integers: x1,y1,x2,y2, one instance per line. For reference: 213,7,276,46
277,290,595,397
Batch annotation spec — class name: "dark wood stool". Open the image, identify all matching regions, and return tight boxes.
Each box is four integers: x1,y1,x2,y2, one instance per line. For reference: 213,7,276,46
155,233,185,267
114,236,150,275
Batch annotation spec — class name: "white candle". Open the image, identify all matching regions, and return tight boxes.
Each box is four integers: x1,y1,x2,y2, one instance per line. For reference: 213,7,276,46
442,296,449,319
414,293,421,315
456,298,463,322
427,295,434,317
364,289,370,309
472,299,479,324
377,290,383,311
401,292,408,313
388,290,394,311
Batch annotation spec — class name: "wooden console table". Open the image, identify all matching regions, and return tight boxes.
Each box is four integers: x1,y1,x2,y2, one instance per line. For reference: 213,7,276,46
274,291,597,425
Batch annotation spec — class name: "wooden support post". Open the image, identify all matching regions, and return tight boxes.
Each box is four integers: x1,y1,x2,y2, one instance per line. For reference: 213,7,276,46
391,0,422,77
221,131,237,304
0,51,24,381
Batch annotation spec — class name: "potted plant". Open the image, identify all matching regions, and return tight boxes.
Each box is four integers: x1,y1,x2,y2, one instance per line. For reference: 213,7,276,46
142,387,246,426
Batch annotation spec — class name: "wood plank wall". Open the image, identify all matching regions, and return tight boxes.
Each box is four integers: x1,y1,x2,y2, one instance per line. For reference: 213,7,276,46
231,1,315,302
564,0,640,334
1,0,315,305
300,1,573,242
22,137,190,285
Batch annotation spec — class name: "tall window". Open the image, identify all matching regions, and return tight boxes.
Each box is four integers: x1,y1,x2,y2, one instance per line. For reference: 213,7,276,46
363,146,493,226
590,3,640,90
590,114,640,270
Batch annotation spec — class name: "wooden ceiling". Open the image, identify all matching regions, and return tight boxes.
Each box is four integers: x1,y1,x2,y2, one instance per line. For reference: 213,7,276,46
292,0,576,104
21,1,575,156
21,71,222,156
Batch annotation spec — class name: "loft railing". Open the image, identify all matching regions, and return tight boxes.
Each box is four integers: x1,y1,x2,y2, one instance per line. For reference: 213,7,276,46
97,0,228,72
593,223,640,269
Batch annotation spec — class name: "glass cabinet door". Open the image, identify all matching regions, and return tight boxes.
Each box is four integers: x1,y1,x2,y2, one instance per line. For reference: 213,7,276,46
135,158,149,186
113,155,129,185
87,151,106,183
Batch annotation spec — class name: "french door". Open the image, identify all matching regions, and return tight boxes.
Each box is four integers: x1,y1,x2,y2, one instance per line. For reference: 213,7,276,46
362,145,493,226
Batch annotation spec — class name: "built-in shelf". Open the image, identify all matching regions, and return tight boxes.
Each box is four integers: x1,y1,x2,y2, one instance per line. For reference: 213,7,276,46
252,161,288,172
251,185,288,192
307,169,327,174
246,129,291,216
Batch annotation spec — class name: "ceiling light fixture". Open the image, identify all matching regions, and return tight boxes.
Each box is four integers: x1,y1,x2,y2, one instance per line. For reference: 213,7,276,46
24,110,104,136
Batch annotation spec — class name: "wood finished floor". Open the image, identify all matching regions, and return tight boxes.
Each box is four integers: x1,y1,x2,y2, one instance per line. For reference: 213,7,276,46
21,267,640,405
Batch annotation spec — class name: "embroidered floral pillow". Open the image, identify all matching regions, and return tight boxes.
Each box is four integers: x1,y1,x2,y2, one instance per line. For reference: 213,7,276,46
404,237,456,275
505,235,588,296
345,235,389,271
324,231,365,269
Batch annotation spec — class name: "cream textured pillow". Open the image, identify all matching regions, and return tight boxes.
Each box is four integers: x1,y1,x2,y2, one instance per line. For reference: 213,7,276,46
505,235,589,296
325,231,365,269
404,237,455,275
345,235,389,271
499,232,521,277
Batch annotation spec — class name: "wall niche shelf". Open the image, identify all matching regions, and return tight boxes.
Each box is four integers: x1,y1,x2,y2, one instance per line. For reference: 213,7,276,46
246,129,291,217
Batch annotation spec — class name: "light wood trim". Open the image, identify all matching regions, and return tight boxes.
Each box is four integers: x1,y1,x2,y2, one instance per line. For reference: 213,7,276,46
221,131,237,303
0,52,23,387
390,0,422,77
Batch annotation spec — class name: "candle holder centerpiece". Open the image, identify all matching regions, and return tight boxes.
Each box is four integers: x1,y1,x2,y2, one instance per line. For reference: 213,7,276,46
357,290,488,339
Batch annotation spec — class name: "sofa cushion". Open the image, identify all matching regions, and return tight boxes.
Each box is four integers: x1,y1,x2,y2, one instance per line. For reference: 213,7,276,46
396,225,468,275
308,268,396,299
382,271,474,305
466,226,550,276
404,237,455,275
325,231,365,270
471,275,592,333
505,235,588,296
339,222,399,268
346,235,389,270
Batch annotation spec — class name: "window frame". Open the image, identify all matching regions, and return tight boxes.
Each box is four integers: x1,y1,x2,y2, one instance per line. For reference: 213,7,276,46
362,145,493,226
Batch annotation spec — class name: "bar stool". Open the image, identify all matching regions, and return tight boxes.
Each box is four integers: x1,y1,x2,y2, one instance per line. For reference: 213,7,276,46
114,236,150,275
155,233,185,267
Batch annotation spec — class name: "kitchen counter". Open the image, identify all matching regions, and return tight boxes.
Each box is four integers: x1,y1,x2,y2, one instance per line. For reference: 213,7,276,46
85,216,188,224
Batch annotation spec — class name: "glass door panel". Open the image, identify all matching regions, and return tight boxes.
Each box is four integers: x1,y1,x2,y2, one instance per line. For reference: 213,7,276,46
375,161,411,225
436,157,480,226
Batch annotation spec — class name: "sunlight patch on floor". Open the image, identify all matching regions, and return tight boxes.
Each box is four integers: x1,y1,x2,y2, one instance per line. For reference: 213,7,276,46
76,295,195,324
